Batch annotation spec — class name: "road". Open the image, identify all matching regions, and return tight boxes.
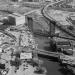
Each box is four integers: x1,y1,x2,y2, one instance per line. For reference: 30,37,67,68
34,35,72,75
39,1,75,75
42,0,75,40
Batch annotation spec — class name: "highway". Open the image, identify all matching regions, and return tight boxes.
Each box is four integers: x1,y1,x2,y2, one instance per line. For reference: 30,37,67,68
41,0,75,40
0,0,74,58
36,48,59,58
27,0,75,58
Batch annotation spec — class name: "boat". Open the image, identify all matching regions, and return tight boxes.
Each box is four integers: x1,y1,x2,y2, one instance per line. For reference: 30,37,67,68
0,24,47,75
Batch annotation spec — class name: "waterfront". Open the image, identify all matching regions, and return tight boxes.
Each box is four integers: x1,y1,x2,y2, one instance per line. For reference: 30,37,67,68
0,24,73,75
35,35,73,75
0,0,74,75
40,57,73,75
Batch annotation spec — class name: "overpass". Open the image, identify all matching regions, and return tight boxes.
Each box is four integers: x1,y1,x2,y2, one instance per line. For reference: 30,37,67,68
36,48,60,58
41,0,75,40
30,48,60,58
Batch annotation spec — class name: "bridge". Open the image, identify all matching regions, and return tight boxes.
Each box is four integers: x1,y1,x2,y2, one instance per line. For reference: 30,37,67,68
34,48,60,58
34,0,73,58
41,0,75,40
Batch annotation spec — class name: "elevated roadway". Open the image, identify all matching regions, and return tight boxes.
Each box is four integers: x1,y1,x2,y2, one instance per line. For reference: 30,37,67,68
41,0,75,40
36,48,60,58
29,48,60,58
35,0,75,58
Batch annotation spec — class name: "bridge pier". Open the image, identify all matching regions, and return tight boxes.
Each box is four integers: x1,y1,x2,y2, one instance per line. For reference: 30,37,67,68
49,20,57,52
49,20,55,37
26,16,33,32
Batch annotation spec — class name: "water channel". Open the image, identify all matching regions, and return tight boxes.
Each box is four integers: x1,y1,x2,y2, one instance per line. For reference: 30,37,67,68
34,35,73,75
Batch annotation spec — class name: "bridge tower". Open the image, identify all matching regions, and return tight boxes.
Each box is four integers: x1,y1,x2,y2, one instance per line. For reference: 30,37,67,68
49,20,57,51
26,16,33,32
49,20,55,37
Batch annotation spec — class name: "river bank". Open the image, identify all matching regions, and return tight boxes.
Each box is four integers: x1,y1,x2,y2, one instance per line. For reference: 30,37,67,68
34,34,73,75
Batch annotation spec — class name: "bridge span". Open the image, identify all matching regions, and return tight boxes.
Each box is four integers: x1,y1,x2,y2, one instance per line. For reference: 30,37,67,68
37,49,60,58
31,48,60,58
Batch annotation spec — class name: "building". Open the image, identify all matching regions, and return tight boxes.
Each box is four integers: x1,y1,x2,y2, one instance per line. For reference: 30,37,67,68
8,13,25,26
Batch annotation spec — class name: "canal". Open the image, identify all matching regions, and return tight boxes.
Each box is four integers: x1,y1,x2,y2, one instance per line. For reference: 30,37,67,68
34,35,72,75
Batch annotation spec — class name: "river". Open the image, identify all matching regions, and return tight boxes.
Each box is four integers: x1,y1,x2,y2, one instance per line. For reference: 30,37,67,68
34,35,73,75
0,24,73,75
39,57,73,75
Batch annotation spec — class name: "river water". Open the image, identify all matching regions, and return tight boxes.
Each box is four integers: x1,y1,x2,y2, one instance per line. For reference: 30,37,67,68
0,24,72,75
40,57,73,75
34,35,72,75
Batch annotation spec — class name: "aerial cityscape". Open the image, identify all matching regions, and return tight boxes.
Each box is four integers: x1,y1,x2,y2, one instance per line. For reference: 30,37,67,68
0,0,75,75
